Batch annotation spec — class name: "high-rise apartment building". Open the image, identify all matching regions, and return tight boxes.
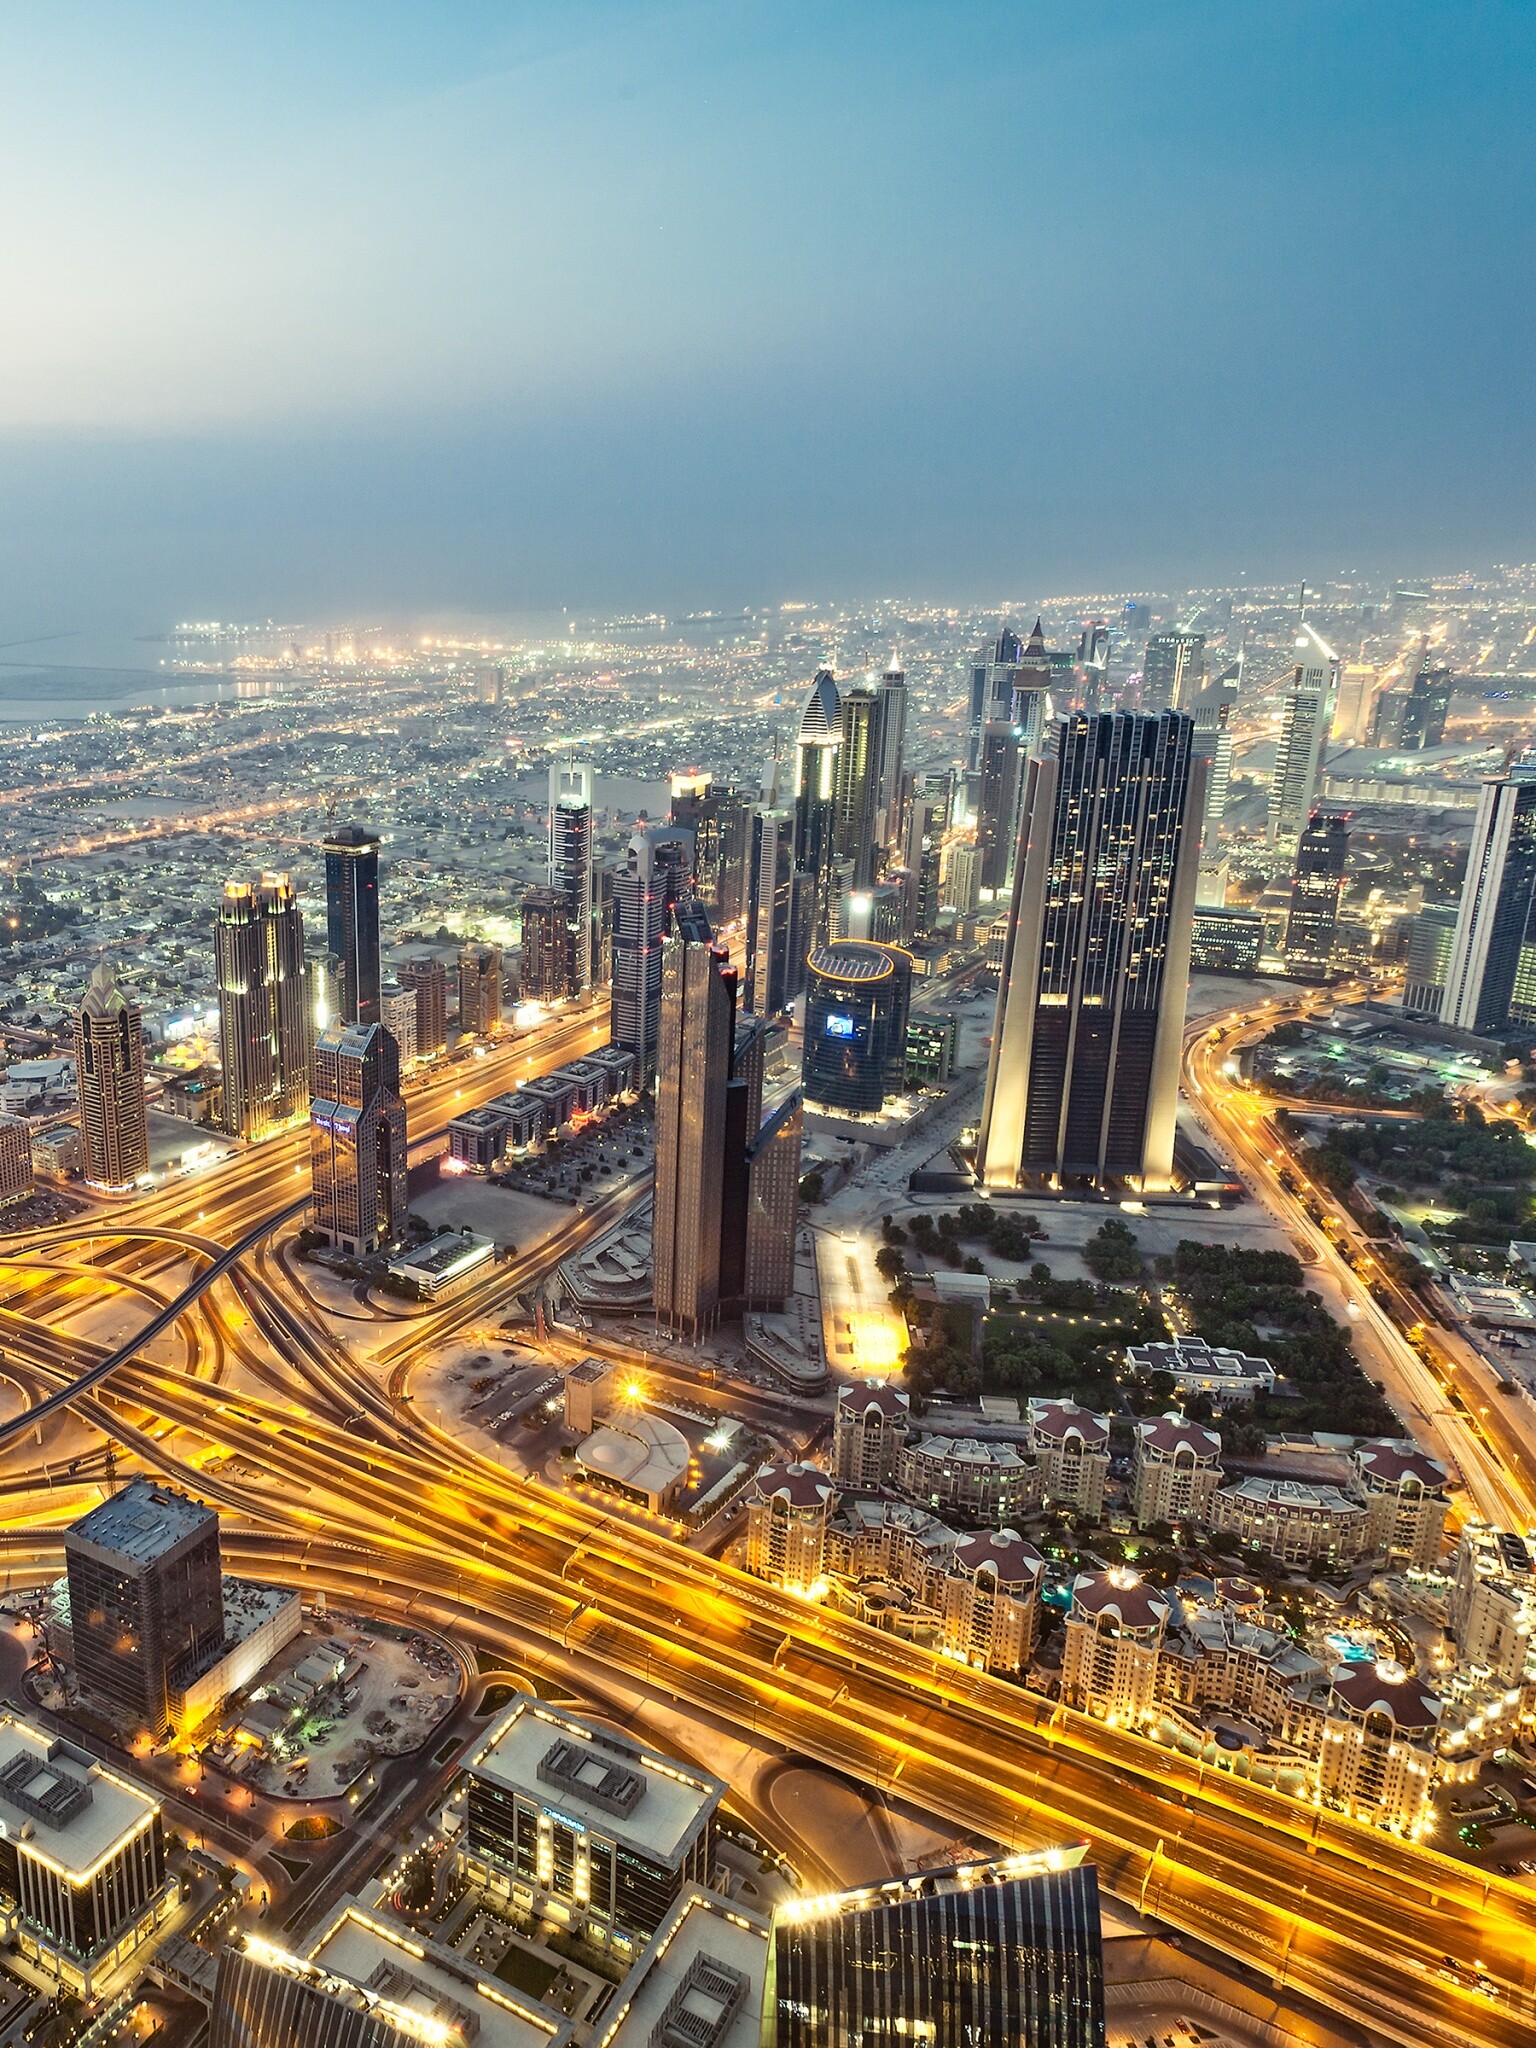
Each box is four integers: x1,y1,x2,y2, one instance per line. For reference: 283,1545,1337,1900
980,712,1202,1191
874,658,907,852
1267,624,1341,843
902,776,948,941
765,1851,1105,2048
216,873,309,1140
0,1116,33,1206
969,625,1023,766
379,983,417,1065
520,885,580,1001
1189,681,1235,847
322,825,382,1029
1142,628,1206,712
1442,769,1536,1036
832,684,884,889
398,954,448,1059
310,1020,408,1255
1332,662,1380,744
653,912,737,1336
550,758,598,991
610,825,690,1073
1284,811,1349,981
456,942,503,1037
1403,902,1460,1018
75,960,149,1189
65,1480,225,1738
747,807,800,1015
710,785,756,925
794,669,843,940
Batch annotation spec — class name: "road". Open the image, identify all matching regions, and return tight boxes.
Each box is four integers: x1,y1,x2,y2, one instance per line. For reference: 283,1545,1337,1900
0,1003,1530,2044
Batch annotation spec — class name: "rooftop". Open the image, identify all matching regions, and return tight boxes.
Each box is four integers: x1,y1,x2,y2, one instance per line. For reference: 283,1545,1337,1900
597,1889,768,2048
576,1411,691,1500
0,1713,159,1879
67,1478,217,1568
467,1698,723,1867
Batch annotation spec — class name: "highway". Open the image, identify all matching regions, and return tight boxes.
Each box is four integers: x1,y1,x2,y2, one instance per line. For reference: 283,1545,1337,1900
0,998,1531,2045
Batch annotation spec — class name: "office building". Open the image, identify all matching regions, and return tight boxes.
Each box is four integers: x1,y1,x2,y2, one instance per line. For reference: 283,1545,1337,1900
1142,628,1205,712
969,624,1023,766
742,1088,801,1310
802,941,912,1115
550,758,598,991
765,1850,1105,2048
323,825,382,1029
310,1020,408,1255
216,873,309,1140
0,1116,34,1206
746,806,800,1015
874,658,907,851
379,983,417,1065
794,669,843,941
75,959,149,1190
398,954,448,1059
610,826,691,1074
449,1696,724,1954
1124,1335,1276,1410
840,881,903,944
65,1480,225,1738
1267,624,1340,843
832,684,884,888
979,712,1202,1191
975,718,1023,894
457,942,504,1037
1331,662,1380,745
0,1708,172,1996
1010,618,1054,755
1284,811,1349,981
1189,681,1234,844
1401,903,1458,1018
520,885,580,1002
1190,906,1264,975
710,785,756,925
1401,657,1454,750
653,914,736,1336
1442,768,1536,1035
902,776,947,941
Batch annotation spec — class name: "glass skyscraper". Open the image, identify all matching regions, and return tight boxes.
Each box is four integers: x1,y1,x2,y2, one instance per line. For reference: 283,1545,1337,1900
980,711,1202,1191
1443,767,1536,1035
216,872,309,1139
766,1852,1105,2048
1283,810,1349,981
322,824,382,1030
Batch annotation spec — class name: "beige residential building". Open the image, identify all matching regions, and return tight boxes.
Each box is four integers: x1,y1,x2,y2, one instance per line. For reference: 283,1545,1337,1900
832,1383,912,1486
1061,1569,1172,1724
1131,1414,1222,1530
939,1530,1043,1673
1352,1440,1449,1568
746,1464,835,1594
896,1436,1040,1525
1211,1475,1368,1569
1028,1400,1111,1520
1448,1523,1536,1685
1318,1660,1440,1836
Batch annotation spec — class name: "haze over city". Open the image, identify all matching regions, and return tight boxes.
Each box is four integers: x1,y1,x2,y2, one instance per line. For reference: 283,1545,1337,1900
2,8,1536,2048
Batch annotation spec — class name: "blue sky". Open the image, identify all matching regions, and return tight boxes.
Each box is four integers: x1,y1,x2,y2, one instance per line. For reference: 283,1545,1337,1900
0,0,1532,629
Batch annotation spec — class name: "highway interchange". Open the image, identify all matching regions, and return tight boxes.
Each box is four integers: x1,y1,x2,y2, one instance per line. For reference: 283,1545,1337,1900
0,994,1532,2047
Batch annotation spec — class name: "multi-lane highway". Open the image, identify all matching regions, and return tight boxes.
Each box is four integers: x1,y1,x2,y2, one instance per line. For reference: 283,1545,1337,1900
0,997,1532,2046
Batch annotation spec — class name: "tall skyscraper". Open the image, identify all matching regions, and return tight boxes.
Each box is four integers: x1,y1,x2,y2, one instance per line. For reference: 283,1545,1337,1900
322,825,382,1029
975,718,1024,894
610,825,691,1073
398,954,448,1059
794,669,843,939
711,785,757,925
765,1850,1105,2048
1442,768,1536,1035
550,757,597,991
874,658,907,852
1400,656,1454,750
980,711,1203,1191
216,873,309,1141
1076,622,1111,713
520,885,579,1001
802,941,912,1114
1010,618,1054,754
653,910,737,1336
1284,811,1349,981
969,625,1024,767
747,807,800,1015
65,1479,225,1738
902,776,948,941
75,959,149,1189
1403,902,1460,1019
1189,683,1235,848
742,1088,801,1309
456,942,503,1037
1332,662,1380,744
833,684,884,888
1142,628,1206,712
310,1020,408,1255
1267,623,1341,842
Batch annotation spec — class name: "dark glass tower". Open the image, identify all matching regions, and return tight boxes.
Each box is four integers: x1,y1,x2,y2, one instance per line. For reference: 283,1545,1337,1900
980,711,1202,1190
309,1019,407,1255
767,1854,1105,2048
1400,658,1454,749
610,826,691,1073
802,940,911,1114
652,910,737,1336
1444,767,1536,1034
1284,811,1349,981
323,825,382,1030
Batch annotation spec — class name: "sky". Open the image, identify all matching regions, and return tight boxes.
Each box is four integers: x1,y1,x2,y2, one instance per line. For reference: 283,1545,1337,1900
0,0,1533,634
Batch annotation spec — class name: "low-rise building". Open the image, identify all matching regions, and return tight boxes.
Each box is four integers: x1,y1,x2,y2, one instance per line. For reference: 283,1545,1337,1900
1027,1400,1111,1520
1123,1335,1276,1411
590,1887,768,2048
1211,1475,1369,1569
575,1409,691,1515
447,1696,723,1958
386,1228,496,1300
1351,1439,1449,1568
448,1103,511,1170
896,1434,1041,1525
1131,1413,1223,1530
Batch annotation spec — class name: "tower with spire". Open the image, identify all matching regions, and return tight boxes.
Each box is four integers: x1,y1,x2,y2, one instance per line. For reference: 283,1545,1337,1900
75,960,149,1189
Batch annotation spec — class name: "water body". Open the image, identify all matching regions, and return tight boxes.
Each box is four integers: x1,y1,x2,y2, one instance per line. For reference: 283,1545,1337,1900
0,628,285,725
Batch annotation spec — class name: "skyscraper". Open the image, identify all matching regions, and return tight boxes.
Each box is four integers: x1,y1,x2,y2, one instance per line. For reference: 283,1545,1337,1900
550,757,597,991
322,825,382,1029
1331,662,1380,745
711,785,757,925
398,954,448,1059
75,960,149,1189
1189,681,1235,849
794,669,843,939
975,718,1024,894
1442,768,1536,1035
520,885,579,1001
1010,618,1054,755
1403,902,1460,1019
742,1088,801,1309
802,941,912,1114
832,684,884,888
216,873,309,1141
1142,628,1206,712
874,658,907,853
1284,811,1349,981
610,825,691,1073
765,1850,1105,2048
1267,623,1341,842
980,711,1202,1191
652,910,737,1336
746,808,800,1015
456,942,503,1037
969,625,1024,767
902,776,948,942
65,1479,225,1738
310,1020,408,1255
1400,656,1454,750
